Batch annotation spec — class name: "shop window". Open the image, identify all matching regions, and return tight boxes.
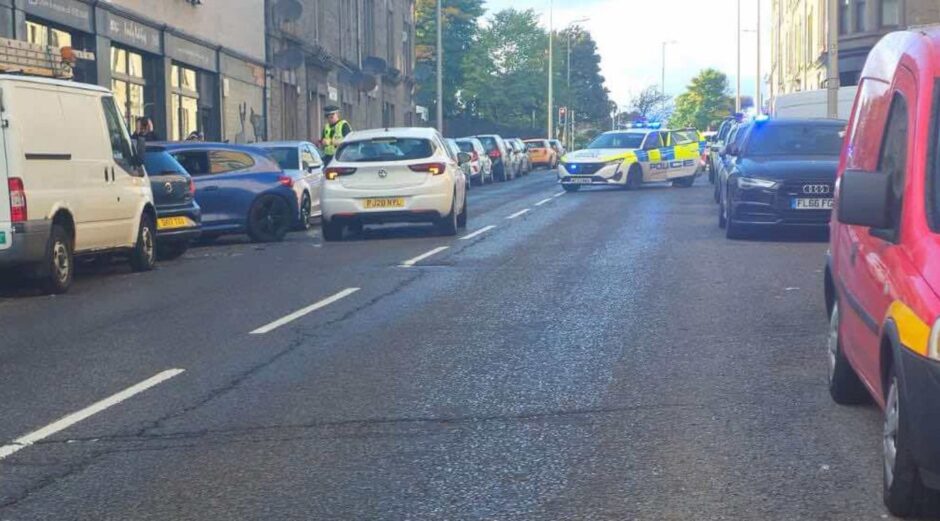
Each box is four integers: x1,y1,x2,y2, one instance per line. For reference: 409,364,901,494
855,0,867,32
110,46,147,131
171,64,201,141
26,20,71,49
839,0,850,34
881,0,900,26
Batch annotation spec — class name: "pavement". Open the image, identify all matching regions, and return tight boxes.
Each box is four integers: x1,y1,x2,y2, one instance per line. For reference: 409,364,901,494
0,171,905,519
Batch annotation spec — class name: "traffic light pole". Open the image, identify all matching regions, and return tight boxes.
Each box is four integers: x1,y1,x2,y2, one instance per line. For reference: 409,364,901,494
826,0,840,119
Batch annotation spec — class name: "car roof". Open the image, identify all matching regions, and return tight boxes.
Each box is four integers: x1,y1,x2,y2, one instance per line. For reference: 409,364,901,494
253,141,315,148
151,142,272,155
757,117,846,126
345,127,440,141
0,74,111,94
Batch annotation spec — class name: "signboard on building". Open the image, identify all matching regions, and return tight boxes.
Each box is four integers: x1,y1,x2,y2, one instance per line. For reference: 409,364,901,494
165,33,217,72
21,0,93,33
96,9,161,54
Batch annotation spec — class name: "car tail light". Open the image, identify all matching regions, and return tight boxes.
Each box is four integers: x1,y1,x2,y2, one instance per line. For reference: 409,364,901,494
8,177,26,223
488,149,501,159
278,175,293,188
325,167,357,180
408,162,446,175
188,178,196,196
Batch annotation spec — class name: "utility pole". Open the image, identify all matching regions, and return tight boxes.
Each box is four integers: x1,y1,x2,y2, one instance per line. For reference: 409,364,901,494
436,0,443,131
826,0,840,118
661,40,676,115
736,0,741,112
756,0,761,112
547,0,554,139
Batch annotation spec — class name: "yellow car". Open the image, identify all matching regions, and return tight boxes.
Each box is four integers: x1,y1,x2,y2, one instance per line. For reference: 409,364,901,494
558,126,702,191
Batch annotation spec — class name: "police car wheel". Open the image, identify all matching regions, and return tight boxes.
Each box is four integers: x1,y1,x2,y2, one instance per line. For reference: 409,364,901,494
562,184,580,192
626,166,642,190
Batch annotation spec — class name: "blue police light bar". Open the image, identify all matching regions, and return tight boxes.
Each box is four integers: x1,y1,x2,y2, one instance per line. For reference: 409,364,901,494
629,121,662,129
753,113,770,124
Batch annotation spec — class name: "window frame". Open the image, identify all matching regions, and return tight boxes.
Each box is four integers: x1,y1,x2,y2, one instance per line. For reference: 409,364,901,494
209,150,257,175
100,96,134,168
876,92,910,240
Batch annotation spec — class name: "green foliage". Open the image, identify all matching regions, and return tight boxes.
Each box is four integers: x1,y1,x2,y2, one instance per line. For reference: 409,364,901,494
669,69,734,130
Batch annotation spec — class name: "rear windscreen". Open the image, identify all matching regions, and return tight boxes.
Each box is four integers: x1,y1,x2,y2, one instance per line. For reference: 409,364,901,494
144,151,187,175
336,138,434,162
456,141,475,153
745,123,844,157
264,147,299,171
477,137,498,151
525,141,546,150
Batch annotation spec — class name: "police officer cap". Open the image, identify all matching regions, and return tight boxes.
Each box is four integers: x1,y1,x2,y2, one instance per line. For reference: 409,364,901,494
324,105,340,115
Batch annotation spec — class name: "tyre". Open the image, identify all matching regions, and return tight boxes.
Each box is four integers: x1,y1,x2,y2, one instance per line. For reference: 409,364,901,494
626,166,642,190
562,183,580,192
129,214,156,272
883,366,934,517
156,241,189,261
296,192,312,231
436,194,458,236
247,195,291,243
718,197,727,229
457,194,468,228
826,302,870,404
197,233,220,245
38,224,73,294
321,219,344,241
725,217,746,239
714,180,721,203
672,176,695,188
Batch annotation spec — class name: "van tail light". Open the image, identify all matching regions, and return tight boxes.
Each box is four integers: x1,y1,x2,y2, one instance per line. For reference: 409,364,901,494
488,149,501,159
324,166,357,180
278,175,294,188
408,162,446,175
8,177,26,223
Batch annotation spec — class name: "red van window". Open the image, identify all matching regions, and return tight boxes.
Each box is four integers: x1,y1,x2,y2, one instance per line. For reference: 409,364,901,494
846,78,891,171
930,81,940,231
877,93,909,233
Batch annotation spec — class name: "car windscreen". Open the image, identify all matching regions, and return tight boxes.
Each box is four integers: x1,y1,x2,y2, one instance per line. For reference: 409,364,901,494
336,138,434,162
744,122,844,157
587,133,645,149
525,141,546,150
263,147,299,170
144,151,187,175
456,141,475,153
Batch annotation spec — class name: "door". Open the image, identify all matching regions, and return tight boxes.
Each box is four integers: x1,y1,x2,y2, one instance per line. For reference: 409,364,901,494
100,95,148,247
667,130,698,179
643,132,667,182
173,150,222,225
847,68,917,390
302,144,324,215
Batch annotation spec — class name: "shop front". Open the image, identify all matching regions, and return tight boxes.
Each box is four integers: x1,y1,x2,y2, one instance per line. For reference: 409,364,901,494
15,0,97,83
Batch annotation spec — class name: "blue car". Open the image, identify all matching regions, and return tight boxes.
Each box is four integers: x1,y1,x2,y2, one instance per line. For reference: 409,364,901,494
158,143,298,243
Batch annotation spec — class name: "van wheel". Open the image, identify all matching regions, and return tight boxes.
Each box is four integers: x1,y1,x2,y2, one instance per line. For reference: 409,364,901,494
248,195,291,243
129,214,156,272
883,367,934,517
437,194,459,236
157,241,189,261
321,219,344,242
39,224,73,294
826,302,870,404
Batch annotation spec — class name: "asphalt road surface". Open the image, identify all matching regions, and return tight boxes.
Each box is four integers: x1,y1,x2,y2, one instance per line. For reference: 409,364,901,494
0,171,902,520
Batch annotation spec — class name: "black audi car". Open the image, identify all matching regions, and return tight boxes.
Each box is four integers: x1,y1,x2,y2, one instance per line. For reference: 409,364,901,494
144,148,202,259
717,117,846,239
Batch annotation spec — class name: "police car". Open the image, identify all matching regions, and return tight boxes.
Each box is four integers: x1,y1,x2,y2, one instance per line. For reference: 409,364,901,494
558,124,702,192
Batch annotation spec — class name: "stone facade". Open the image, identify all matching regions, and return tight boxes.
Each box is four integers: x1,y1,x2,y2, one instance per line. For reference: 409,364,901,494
265,0,417,143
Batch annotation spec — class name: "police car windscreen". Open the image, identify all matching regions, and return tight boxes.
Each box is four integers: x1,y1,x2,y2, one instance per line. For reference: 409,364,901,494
587,133,645,149
264,147,299,170
745,122,844,157
336,138,434,162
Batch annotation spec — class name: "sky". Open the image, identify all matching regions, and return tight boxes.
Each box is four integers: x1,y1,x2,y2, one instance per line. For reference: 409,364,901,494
482,0,773,110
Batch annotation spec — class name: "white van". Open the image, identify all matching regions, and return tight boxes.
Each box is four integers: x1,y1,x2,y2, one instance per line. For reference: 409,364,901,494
0,75,156,293
771,86,858,120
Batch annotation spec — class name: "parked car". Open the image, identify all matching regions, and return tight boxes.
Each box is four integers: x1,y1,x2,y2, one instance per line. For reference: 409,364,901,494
524,139,558,169
716,117,844,239
708,117,738,184
825,26,940,518
0,76,156,293
509,139,531,175
714,121,751,203
475,134,513,181
549,139,566,159
501,138,522,180
162,143,298,243
456,137,493,185
254,141,325,229
445,138,471,191
143,148,202,260
320,127,469,241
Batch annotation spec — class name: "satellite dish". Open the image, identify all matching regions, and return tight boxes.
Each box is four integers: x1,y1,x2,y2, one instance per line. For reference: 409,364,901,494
355,72,377,92
273,47,304,70
273,0,303,22
362,56,387,75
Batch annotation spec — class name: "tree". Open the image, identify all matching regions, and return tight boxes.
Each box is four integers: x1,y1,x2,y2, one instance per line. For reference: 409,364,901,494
414,0,486,119
670,69,734,130
559,26,610,129
630,85,671,121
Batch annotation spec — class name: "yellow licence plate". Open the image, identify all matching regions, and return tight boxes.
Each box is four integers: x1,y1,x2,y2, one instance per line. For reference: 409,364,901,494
363,198,405,209
157,216,194,230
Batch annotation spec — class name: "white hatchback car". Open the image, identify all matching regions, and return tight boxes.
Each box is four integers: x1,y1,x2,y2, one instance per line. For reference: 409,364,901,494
321,128,469,241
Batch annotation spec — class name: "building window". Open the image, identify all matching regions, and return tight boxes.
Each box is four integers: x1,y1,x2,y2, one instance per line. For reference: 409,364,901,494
855,0,866,32
387,9,396,68
26,20,72,48
403,22,413,75
363,0,375,56
839,0,850,34
110,46,147,131
881,0,900,26
171,64,200,141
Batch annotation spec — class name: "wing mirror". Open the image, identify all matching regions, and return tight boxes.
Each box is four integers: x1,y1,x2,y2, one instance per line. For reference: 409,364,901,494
457,152,472,165
838,169,896,239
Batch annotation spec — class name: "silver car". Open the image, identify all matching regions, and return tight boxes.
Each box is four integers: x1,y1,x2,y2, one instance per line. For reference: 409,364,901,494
254,141,325,229
456,137,493,185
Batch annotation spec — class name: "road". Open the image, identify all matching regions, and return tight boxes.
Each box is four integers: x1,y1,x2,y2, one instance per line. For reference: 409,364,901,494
0,172,895,519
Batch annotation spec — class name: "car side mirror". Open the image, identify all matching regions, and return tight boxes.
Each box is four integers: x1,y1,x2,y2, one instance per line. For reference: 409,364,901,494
457,152,471,165
838,169,895,232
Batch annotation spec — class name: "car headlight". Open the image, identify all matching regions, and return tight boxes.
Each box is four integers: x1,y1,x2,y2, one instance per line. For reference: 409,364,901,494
928,318,940,361
736,176,778,189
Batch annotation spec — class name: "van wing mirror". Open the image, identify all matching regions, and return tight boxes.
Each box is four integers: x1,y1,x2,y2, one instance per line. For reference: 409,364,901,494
838,169,893,230
457,151,472,165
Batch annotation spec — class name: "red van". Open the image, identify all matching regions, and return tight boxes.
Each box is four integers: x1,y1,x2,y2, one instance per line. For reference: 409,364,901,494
826,26,940,517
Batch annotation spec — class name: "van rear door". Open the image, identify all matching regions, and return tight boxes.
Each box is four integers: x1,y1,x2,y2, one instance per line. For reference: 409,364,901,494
0,87,11,251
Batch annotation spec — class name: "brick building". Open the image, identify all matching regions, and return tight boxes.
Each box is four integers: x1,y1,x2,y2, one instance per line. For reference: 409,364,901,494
265,0,418,143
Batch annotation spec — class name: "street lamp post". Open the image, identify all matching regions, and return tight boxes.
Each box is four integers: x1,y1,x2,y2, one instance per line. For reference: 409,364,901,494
661,40,677,116
436,0,443,132
736,0,741,112
547,0,553,140
756,0,761,113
